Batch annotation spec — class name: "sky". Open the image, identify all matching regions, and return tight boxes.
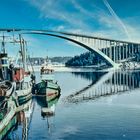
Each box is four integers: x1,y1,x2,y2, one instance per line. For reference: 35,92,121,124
0,0,140,57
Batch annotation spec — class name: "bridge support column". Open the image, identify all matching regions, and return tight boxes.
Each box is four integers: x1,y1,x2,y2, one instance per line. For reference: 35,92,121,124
105,41,107,56
138,45,140,53
122,44,125,60
132,44,134,56
126,44,128,60
113,42,116,62
110,41,112,60
128,44,130,58
116,42,119,62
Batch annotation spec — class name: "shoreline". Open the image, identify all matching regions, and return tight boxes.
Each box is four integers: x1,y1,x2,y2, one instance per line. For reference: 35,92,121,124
28,65,140,73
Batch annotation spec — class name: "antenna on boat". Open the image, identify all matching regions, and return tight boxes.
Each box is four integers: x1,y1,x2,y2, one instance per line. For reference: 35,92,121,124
23,39,27,72
12,29,16,46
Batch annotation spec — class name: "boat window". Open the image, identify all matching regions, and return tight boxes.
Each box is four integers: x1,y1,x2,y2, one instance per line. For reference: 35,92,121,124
16,82,20,90
1,59,7,65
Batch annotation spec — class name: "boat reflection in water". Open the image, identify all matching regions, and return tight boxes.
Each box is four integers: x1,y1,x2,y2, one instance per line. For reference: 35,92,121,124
35,93,61,117
1,94,61,139
17,99,34,140
35,93,61,134
0,97,17,140
1,99,34,140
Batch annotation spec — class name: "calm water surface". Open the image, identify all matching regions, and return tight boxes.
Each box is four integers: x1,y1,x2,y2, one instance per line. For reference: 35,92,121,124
6,70,140,140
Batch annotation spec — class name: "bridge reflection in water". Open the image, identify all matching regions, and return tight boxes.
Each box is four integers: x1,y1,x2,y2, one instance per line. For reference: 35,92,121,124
66,70,140,103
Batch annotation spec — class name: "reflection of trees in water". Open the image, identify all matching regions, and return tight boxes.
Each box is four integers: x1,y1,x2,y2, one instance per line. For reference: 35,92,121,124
72,71,107,82
67,70,140,103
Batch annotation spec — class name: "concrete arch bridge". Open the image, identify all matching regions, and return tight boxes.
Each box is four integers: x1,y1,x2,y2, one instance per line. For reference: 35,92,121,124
1,28,140,69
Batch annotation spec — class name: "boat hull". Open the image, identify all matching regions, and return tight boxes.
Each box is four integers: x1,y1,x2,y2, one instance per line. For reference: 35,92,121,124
35,81,61,102
16,87,32,106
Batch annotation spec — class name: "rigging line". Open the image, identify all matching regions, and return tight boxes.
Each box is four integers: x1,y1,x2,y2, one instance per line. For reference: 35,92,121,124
24,41,35,74
28,55,35,74
15,50,20,66
12,28,15,45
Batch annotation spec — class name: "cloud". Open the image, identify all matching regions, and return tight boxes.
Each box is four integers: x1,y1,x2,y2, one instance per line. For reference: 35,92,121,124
23,0,140,43
52,25,65,31
102,0,131,40
66,0,131,40
71,0,95,19
56,25,65,31
24,0,89,30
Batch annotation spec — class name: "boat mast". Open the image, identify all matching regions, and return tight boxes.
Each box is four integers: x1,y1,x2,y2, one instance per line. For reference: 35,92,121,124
19,34,27,71
1,32,6,53
0,33,9,80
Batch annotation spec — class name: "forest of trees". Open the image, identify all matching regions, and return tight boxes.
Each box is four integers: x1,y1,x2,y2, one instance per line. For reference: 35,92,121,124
65,51,105,66
50,56,72,64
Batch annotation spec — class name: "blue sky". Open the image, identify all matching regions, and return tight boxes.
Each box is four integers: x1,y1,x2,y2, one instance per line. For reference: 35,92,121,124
0,0,140,57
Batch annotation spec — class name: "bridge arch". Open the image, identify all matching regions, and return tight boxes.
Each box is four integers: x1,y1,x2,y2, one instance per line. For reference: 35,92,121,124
22,31,119,68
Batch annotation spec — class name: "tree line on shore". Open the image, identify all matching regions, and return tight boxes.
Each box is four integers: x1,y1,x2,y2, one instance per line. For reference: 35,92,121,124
65,52,104,66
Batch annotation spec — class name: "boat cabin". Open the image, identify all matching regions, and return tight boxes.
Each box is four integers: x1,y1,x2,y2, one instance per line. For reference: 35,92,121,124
13,68,25,82
40,66,54,75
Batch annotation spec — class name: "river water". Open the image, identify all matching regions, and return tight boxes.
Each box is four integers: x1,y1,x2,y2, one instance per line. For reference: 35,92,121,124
5,69,140,140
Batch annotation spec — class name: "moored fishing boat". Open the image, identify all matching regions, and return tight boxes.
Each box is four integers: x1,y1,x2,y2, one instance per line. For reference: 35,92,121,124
0,34,33,108
40,56,54,80
12,35,35,107
35,57,61,101
40,65,54,81
35,80,61,102
41,69,54,81
0,52,16,99
14,73,32,106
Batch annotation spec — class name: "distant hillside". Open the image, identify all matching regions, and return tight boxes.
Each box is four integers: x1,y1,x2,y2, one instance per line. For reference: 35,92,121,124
65,52,105,67
50,56,72,64
28,56,72,65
